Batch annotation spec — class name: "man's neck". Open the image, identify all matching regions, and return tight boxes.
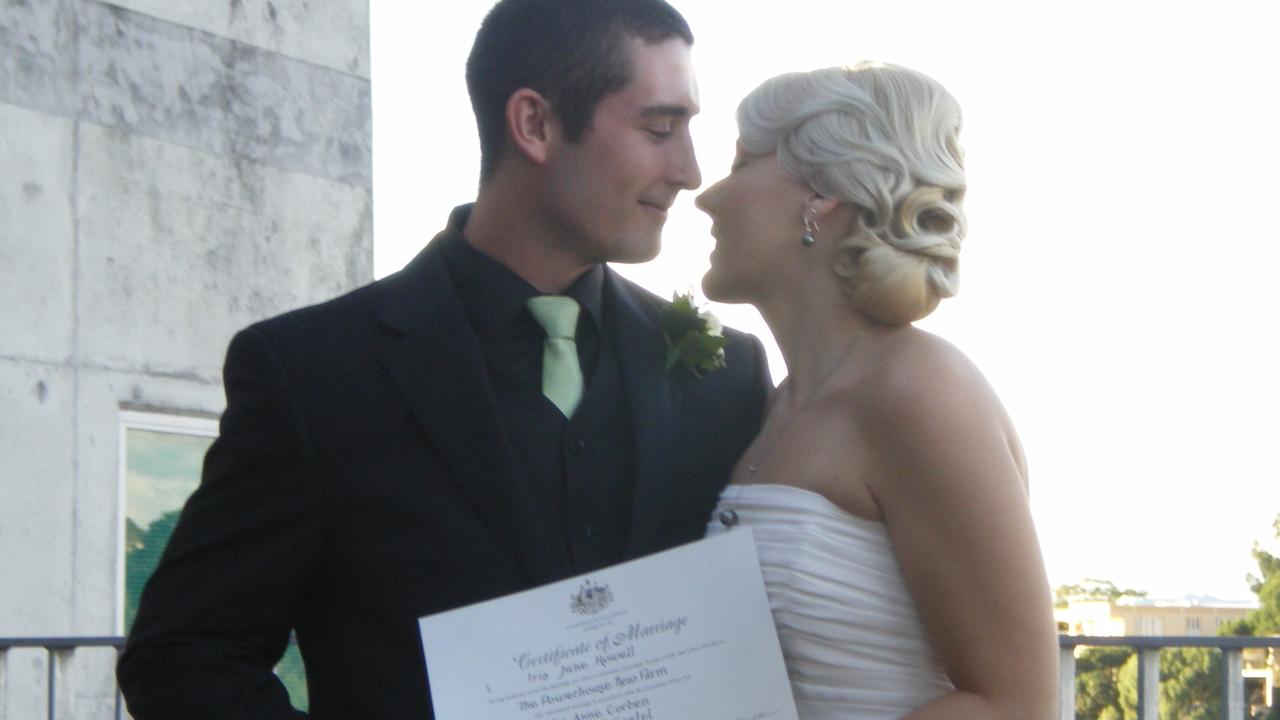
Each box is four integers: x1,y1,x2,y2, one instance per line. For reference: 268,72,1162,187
464,187,594,294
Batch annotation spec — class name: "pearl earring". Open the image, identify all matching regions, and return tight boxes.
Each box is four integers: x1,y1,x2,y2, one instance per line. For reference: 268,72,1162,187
802,210,820,247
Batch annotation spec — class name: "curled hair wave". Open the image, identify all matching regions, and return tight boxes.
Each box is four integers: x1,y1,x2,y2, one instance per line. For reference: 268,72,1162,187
737,63,966,324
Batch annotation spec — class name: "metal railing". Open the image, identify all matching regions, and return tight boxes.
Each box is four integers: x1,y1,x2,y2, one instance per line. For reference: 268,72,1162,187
0,636,126,720
4,634,1280,719
1059,635,1280,720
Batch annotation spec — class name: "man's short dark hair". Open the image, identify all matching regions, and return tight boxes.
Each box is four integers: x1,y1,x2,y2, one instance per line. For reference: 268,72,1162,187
466,0,694,186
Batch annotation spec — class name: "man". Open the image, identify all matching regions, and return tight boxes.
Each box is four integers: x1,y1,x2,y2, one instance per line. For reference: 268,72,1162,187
116,0,771,718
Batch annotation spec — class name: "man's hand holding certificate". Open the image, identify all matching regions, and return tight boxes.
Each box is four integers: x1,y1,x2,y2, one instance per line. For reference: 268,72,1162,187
420,530,798,720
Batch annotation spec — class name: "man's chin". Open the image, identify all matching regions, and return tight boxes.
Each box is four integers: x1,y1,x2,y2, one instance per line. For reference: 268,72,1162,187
606,237,662,264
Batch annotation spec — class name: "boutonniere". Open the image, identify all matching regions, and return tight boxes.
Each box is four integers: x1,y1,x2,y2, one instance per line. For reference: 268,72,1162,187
661,291,727,377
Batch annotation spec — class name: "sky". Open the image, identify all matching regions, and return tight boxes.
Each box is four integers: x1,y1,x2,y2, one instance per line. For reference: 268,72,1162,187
370,1,1280,601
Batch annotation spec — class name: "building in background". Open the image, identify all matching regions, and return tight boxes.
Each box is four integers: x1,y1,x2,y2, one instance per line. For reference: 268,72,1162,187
1056,595,1257,638
1057,594,1276,712
1,1,370,716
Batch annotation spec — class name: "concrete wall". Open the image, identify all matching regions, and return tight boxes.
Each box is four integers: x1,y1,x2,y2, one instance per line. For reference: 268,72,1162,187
0,0,371,715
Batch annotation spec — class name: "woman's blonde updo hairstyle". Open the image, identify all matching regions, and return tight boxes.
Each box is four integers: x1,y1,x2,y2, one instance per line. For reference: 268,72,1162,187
737,62,966,324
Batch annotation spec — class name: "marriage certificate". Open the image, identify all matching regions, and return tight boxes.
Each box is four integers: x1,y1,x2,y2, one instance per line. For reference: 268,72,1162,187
419,528,798,720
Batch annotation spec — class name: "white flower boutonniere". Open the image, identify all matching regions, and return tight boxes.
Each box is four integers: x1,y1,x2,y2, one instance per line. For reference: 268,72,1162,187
661,292,727,377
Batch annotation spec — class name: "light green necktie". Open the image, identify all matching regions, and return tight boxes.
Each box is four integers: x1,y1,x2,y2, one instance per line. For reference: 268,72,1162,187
526,295,583,418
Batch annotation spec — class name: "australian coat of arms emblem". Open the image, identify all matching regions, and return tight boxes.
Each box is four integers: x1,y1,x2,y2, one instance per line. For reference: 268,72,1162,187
569,579,614,615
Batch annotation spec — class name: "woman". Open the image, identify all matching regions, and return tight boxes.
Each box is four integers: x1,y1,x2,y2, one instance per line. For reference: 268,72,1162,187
700,63,1057,718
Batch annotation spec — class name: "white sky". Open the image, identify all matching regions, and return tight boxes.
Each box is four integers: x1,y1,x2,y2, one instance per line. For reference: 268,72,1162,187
371,1,1280,601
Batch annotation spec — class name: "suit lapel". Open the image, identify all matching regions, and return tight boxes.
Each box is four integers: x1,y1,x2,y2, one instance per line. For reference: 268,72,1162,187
606,273,687,560
373,242,571,584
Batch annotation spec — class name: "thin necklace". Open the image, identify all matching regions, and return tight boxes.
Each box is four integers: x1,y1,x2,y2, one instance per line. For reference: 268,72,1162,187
719,331,864,530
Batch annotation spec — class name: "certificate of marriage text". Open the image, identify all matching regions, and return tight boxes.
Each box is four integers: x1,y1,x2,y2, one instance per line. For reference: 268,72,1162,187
420,529,798,720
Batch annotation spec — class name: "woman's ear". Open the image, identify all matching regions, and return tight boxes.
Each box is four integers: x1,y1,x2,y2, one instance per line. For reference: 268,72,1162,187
506,88,555,165
808,194,843,224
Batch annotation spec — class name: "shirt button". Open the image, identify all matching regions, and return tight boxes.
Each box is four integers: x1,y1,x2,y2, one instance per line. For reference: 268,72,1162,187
575,524,595,542
568,438,586,454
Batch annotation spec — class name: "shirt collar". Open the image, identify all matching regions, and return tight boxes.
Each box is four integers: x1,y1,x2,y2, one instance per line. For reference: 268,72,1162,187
438,205,606,342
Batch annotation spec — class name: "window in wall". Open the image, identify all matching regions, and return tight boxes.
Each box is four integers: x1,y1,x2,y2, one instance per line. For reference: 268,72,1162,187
1139,617,1163,635
118,410,217,634
117,409,309,709
1186,617,1201,636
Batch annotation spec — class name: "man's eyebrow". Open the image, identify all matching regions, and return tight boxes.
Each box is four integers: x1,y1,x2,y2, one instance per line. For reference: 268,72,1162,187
638,104,693,119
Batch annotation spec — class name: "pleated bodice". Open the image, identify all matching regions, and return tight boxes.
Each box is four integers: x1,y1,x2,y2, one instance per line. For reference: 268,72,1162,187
705,483,954,719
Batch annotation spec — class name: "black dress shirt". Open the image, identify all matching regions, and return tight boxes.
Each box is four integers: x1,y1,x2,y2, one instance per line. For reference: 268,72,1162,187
438,211,637,573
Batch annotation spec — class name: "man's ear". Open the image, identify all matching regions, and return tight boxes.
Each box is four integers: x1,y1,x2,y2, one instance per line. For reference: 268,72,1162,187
506,88,555,165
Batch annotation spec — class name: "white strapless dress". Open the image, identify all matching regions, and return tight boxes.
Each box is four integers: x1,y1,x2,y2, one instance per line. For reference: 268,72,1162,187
705,483,954,719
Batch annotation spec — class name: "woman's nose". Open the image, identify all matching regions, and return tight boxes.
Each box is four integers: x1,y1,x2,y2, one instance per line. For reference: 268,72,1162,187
694,180,720,214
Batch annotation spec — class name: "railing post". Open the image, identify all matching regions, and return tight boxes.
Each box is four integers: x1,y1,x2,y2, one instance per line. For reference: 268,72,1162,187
116,647,125,720
1058,645,1076,720
1136,647,1160,720
47,647,56,720
1221,647,1244,720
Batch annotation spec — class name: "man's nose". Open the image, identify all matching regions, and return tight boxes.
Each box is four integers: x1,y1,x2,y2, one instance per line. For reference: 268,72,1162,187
670,131,702,191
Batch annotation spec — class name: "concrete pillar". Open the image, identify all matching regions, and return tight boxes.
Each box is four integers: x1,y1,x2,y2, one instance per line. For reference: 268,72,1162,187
2,1,370,713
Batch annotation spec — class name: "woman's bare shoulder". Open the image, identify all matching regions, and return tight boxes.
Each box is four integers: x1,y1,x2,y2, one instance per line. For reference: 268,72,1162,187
846,326,1024,482
852,327,992,423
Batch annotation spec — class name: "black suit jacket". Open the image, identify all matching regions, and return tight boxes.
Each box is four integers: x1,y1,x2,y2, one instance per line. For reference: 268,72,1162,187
117,220,771,719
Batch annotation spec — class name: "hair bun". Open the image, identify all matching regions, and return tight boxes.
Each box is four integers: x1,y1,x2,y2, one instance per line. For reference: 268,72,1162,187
891,185,963,298
834,232,937,326
894,187,962,256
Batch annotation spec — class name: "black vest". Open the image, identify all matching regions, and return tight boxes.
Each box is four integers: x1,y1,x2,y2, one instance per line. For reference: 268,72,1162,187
490,308,636,575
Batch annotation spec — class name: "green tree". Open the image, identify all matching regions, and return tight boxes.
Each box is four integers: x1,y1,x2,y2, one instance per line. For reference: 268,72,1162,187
1075,646,1132,720
1060,580,1143,719
1102,648,1222,720
1226,514,1280,716
1223,514,1280,637
1148,514,1279,719
1067,517,1280,719
125,510,309,710
1057,578,1149,608
1155,648,1221,720
125,511,181,629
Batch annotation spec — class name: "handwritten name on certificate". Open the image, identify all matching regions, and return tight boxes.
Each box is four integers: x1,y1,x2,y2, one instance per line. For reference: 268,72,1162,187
420,529,798,720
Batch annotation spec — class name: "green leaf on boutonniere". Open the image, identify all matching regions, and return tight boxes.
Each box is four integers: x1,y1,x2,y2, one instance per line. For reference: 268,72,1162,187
661,292,728,377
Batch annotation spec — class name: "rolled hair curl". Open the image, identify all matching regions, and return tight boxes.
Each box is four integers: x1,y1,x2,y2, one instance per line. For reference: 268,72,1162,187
737,62,966,324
